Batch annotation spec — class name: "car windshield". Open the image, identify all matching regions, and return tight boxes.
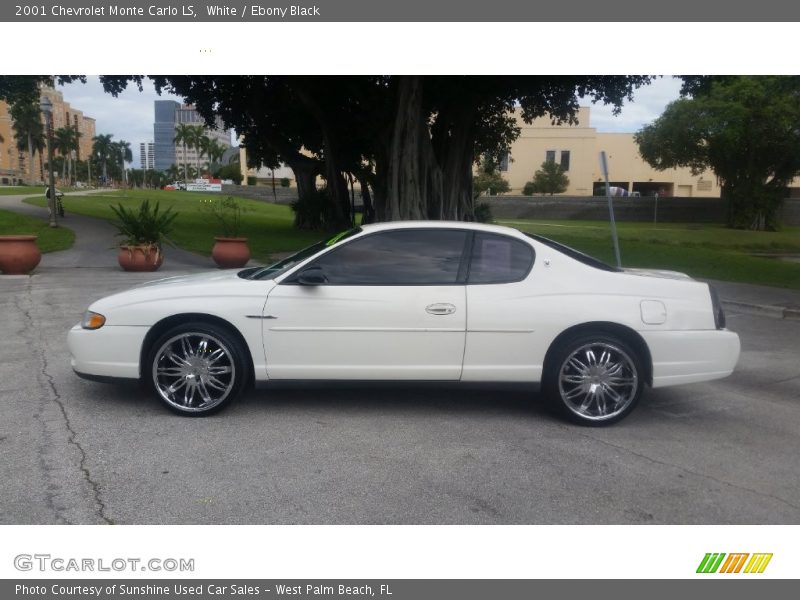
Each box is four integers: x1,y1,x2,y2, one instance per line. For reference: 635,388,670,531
239,227,362,280
523,232,620,272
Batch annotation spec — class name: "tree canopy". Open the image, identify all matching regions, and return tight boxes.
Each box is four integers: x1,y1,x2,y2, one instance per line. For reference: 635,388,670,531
635,76,800,230
98,75,652,229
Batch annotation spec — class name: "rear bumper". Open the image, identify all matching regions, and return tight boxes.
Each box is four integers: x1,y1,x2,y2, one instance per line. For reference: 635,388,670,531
67,324,147,380
641,329,740,388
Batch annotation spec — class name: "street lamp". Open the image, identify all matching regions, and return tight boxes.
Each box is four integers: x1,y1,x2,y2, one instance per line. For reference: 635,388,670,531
39,95,58,228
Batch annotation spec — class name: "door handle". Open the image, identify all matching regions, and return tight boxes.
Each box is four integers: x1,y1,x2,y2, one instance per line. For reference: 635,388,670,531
426,303,456,315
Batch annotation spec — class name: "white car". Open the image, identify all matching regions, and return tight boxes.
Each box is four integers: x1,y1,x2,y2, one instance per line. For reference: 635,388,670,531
68,222,740,425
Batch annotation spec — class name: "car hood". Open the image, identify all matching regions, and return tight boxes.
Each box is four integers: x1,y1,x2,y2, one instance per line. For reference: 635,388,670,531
90,269,277,313
131,269,247,289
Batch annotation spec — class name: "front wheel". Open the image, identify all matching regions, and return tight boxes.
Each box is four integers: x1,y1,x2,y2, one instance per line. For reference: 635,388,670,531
544,333,644,426
146,322,249,416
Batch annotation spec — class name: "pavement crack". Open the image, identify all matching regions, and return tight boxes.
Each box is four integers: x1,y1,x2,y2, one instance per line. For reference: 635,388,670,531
572,430,800,513
768,373,800,385
16,282,114,525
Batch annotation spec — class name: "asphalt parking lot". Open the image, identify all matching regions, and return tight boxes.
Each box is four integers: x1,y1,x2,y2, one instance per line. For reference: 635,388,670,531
1,267,799,525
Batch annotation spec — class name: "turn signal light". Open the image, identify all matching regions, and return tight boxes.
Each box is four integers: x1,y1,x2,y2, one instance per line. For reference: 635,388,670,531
81,311,106,330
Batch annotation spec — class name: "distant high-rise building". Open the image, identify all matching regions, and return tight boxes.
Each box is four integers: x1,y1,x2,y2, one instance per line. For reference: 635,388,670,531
153,100,231,173
139,141,155,170
0,84,96,184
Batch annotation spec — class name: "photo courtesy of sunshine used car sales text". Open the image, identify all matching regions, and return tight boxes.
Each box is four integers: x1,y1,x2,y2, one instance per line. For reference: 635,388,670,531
14,583,390,597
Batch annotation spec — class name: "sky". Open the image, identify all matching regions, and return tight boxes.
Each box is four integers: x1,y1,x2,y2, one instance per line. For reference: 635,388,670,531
58,77,183,159
57,76,684,166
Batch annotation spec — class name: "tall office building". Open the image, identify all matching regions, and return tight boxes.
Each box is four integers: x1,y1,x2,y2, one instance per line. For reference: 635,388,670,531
153,100,231,173
139,141,155,170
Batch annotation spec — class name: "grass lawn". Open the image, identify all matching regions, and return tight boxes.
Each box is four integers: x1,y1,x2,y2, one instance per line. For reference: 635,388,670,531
498,218,800,289
24,189,324,262
0,209,75,253
20,189,800,288
0,186,46,196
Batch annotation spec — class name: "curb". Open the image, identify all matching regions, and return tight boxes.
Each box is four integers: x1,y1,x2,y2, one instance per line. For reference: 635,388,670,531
722,300,800,321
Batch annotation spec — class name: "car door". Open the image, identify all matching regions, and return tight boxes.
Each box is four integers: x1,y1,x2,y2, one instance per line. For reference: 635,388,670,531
263,228,470,380
462,232,539,382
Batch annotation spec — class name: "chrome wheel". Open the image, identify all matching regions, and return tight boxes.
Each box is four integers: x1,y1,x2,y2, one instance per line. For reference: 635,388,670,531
152,332,236,413
557,341,639,422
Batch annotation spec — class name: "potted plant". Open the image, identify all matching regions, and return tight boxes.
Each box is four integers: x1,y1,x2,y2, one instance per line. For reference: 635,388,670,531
110,200,177,272
202,196,251,268
0,235,41,275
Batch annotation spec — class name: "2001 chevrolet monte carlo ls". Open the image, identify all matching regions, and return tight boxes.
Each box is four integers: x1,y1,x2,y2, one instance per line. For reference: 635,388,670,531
68,222,740,425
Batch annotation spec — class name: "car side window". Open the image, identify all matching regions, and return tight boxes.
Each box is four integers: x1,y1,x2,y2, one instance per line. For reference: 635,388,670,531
304,229,469,285
468,233,535,284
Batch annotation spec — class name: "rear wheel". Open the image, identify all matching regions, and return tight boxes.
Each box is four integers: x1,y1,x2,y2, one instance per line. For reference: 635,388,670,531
545,333,643,426
146,322,248,416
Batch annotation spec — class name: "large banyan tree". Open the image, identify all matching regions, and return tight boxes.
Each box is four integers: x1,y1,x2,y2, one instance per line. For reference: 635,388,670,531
100,75,652,230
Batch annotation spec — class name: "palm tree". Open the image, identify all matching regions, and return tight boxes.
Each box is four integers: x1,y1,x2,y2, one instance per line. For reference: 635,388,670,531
204,138,226,173
113,139,133,186
173,123,195,182
92,133,114,184
165,164,181,182
10,100,45,184
188,126,206,177
197,135,210,174
54,127,80,184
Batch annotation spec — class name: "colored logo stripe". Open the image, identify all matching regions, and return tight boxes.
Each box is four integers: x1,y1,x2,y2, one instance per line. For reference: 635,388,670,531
697,553,772,574
719,553,749,573
697,553,726,573
744,553,773,574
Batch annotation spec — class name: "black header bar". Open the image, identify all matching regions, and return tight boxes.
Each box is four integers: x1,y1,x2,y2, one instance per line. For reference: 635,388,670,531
5,1,800,22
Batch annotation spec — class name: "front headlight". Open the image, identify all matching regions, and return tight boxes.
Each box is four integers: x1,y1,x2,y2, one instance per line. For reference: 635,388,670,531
81,311,106,330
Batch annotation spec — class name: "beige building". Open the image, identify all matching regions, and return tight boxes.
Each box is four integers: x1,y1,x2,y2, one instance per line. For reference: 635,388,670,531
0,85,96,185
501,107,719,197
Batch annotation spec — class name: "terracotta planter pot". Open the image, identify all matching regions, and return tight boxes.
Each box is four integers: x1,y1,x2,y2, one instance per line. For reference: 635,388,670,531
212,237,251,269
0,235,42,275
118,245,164,272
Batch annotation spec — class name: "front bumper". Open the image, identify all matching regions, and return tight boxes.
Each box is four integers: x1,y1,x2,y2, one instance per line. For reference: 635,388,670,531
67,324,149,380
641,329,741,388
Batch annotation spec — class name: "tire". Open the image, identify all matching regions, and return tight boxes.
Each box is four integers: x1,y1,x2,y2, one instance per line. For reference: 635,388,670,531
544,332,644,426
145,322,249,416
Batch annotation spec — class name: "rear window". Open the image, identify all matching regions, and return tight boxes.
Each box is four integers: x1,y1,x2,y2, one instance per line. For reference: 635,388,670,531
468,233,535,284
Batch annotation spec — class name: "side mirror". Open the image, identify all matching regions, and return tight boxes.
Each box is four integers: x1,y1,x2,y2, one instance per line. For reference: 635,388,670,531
296,266,327,286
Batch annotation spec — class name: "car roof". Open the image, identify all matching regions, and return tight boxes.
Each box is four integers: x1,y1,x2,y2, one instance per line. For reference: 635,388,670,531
358,220,526,238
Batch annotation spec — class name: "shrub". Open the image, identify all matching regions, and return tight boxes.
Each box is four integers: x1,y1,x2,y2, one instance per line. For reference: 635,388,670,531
473,156,511,198
530,161,569,195
109,200,177,247
522,181,537,196
473,170,510,197
474,202,493,223
200,196,247,238
214,163,243,185
280,177,291,188
291,188,340,231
